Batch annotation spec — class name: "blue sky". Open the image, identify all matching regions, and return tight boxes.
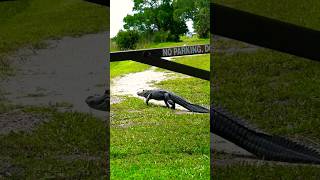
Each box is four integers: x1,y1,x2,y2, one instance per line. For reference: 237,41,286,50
110,0,193,38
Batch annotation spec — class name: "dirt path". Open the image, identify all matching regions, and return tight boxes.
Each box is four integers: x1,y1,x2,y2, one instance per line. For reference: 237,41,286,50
0,33,109,120
111,67,168,98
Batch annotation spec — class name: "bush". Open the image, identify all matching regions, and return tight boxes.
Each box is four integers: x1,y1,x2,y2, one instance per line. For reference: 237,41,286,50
114,30,140,50
153,31,169,43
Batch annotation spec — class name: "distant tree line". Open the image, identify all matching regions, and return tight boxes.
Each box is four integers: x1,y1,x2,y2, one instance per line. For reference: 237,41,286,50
113,0,210,50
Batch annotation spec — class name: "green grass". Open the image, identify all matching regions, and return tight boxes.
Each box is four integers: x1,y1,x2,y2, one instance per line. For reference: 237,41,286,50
111,98,209,179
0,0,109,77
0,0,109,55
213,50,320,138
214,37,251,50
110,61,150,79
212,48,320,177
156,54,210,105
169,54,210,71
111,55,210,179
0,107,107,179
214,0,320,30
214,163,320,179
212,1,320,179
0,1,109,178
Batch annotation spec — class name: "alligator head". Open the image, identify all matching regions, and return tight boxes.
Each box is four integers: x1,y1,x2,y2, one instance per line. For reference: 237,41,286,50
137,90,152,98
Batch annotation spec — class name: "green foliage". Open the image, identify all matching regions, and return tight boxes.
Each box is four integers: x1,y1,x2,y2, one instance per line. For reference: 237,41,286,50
174,0,210,38
153,30,170,43
123,0,188,42
114,30,140,50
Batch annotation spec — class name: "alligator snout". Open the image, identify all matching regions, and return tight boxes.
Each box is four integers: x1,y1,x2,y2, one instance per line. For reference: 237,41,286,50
137,90,145,96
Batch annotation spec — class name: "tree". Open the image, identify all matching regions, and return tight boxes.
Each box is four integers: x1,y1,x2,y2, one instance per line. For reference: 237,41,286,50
114,30,140,50
173,0,210,38
123,0,188,42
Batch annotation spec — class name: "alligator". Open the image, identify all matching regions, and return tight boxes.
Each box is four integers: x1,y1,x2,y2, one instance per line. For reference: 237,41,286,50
85,90,109,112
137,89,209,113
211,106,320,164
85,89,320,164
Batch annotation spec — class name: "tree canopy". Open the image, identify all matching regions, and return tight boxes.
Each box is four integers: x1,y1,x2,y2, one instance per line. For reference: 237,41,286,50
123,0,188,41
115,0,210,50
173,0,210,38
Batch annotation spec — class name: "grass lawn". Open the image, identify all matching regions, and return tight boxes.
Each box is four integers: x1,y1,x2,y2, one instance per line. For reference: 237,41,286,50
213,50,320,138
214,163,320,180
111,98,209,179
110,61,150,79
211,1,320,178
0,0,109,56
212,50,320,178
0,0,108,77
0,106,107,179
0,0,109,178
214,0,320,30
110,51,210,179
212,40,320,179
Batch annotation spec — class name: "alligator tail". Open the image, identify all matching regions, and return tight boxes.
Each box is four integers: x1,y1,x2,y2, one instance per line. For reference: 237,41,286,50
211,106,320,164
170,95,209,113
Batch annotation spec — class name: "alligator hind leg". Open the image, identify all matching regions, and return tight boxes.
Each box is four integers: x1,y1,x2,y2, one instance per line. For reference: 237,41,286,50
164,93,174,109
168,100,175,109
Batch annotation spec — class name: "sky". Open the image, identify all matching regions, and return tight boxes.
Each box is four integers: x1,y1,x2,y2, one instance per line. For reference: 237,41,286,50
110,0,193,38
110,0,134,38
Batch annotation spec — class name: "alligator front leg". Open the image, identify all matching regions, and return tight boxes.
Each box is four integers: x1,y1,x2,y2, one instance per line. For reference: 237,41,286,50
146,94,152,105
164,99,170,108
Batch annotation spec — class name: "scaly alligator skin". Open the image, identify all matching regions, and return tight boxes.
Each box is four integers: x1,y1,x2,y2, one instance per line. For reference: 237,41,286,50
85,90,109,112
211,106,320,164
137,89,209,113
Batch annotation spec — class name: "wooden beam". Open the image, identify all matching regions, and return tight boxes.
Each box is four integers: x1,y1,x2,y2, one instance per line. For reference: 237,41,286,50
211,3,320,61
